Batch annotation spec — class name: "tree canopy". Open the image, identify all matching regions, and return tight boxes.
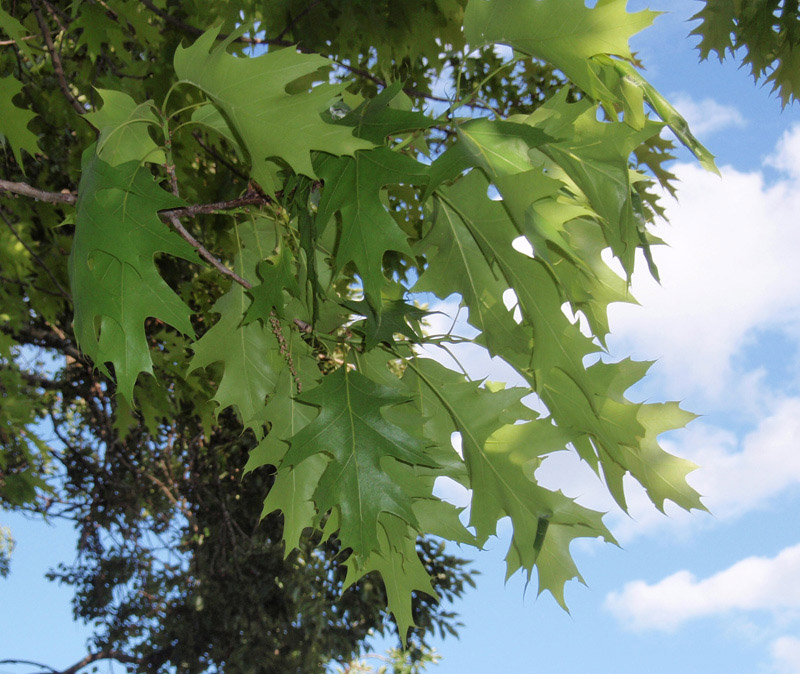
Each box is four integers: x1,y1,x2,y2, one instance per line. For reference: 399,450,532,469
0,0,766,671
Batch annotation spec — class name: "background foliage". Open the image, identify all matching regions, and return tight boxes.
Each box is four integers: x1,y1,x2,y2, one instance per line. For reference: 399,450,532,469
0,0,769,672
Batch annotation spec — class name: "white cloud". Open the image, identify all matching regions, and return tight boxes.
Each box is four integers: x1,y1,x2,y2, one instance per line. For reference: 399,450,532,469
533,393,800,542
608,126,800,410
766,125,800,180
605,543,800,631
670,93,746,137
675,397,800,519
771,636,800,674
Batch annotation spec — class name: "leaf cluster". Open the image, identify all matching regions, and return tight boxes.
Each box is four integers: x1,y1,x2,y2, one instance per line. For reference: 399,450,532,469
0,0,717,664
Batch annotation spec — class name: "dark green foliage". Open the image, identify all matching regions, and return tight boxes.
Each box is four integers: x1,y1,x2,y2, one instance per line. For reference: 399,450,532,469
692,0,800,105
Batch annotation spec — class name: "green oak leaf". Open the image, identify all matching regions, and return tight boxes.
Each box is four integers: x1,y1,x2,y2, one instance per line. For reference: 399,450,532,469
314,148,428,302
426,117,552,196
464,0,657,102
190,103,245,160
85,89,165,166
414,177,529,358
282,366,435,558
525,93,663,274
611,61,718,174
423,171,694,512
426,117,581,261
406,358,612,605
174,27,372,193
246,337,322,550
0,76,40,167
690,0,736,61
343,296,426,349
314,81,433,302
343,516,438,644
188,219,288,438
340,79,438,144
0,6,33,59
69,149,197,401
73,3,127,61
584,358,704,512
243,246,300,323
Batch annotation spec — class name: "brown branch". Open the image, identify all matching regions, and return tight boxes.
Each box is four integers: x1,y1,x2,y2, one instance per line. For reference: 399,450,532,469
0,179,77,204
1,651,141,674
31,0,85,115
0,324,82,360
0,366,68,391
160,194,268,220
0,179,276,218
2,179,307,347
0,659,52,670
138,465,199,533
162,206,303,387
0,35,38,47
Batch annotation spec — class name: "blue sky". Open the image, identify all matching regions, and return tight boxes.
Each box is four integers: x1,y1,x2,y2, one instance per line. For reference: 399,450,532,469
3,1,800,672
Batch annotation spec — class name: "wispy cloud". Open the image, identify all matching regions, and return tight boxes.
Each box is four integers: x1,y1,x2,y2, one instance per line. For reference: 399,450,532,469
605,543,800,631
608,125,800,411
671,93,746,137
770,636,800,674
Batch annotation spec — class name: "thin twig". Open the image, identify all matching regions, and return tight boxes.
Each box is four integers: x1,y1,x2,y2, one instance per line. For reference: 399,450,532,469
2,178,309,358
277,0,326,40
0,35,38,46
161,194,268,220
0,179,77,204
166,213,252,289
1,650,141,674
0,324,82,360
31,0,85,115
0,273,67,297
0,659,52,670
0,179,272,217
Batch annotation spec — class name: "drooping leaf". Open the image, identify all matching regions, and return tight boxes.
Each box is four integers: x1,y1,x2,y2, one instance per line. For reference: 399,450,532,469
72,2,128,61
403,358,612,605
339,79,438,144
314,148,429,303
524,92,663,274
243,245,300,323
343,516,438,644
281,366,435,558
69,149,197,401
343,296,426,349
0,5,33,59
464,0,658,102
